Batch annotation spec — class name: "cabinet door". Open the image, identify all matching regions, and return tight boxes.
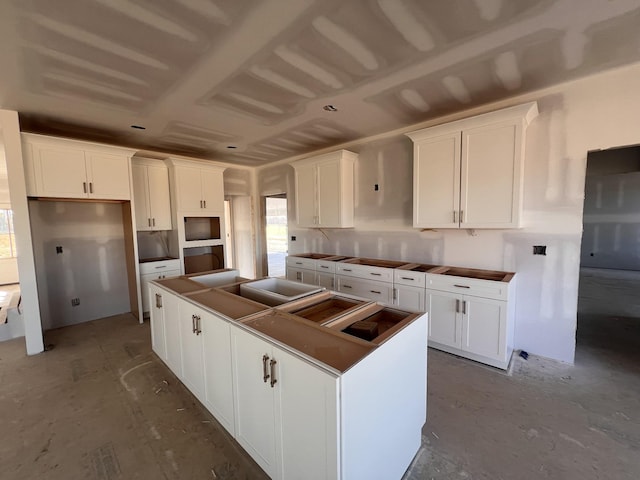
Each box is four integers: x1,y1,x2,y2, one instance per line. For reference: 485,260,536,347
146,164,172,229
162,291,183,378
317,272,335,290
460,296,506,361
461,121,521,227
179,302,205,401
175,167,203,212
413,132,461,228
294,164,317,227
286,267,316,285
200,310,235,436
201,167,225,213
426,289,461,348
316,159,341,227
231,326,278,478
276,346,339,480
132,164,151,230
32,144,88,198
395,284,426,312
149,285,167,361
86,151,131,200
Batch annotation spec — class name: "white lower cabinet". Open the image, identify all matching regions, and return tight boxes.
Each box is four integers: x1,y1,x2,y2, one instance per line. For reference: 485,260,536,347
150,284,428,479
426,288,512,369
394,284,426,312
231,325,338,480
285,267,317,285
317,272,335,290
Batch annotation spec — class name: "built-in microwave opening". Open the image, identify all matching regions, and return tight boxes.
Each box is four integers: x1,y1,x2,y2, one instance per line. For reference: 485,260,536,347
184,216,221,241
183,245,225,274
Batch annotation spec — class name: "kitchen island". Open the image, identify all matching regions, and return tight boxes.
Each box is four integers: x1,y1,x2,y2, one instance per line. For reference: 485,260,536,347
149,270,428,480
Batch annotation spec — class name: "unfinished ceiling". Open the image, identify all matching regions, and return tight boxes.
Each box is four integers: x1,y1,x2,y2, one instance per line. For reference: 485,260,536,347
1,0,639,166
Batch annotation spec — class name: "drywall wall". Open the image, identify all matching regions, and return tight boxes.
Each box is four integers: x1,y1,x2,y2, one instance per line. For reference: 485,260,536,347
257,63,640,364
29,200,130,330
1,109,43,354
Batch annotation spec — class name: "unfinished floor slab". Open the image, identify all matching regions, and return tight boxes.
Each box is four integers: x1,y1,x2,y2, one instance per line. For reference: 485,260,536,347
0,312,638,479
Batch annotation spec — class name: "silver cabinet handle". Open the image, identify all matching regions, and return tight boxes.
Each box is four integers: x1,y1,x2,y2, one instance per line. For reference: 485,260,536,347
460,210,464,223
454,284,470,289
89,182,93,193
401,276,414,281
199,200,203,208
270,359,277,388
342,285,352,289
453,210,457,223
462,301,466,315
83,182,87,193
148,218,151,227
155,293,162,308
370,273,382,276
262,355,270,383
370,290,381,295
455,299,460,313
154,265,167,269
191,314,196,333
295,261,303,265
196,315,201,335
203,200,206,208
152,218,155,227
343,268,352,272
296,271,302,281
392,288,397,301
320,265,329,269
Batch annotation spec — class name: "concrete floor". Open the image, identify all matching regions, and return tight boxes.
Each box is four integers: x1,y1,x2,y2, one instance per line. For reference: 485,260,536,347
0,311,638,479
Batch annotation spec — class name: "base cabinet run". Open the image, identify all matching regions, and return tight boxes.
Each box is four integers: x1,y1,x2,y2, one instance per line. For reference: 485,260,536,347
150,282,428,480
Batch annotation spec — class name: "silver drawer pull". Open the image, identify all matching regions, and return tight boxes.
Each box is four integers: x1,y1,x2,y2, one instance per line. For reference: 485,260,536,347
320,265,329,269
295,262,303,265
370,273,382,276
343,285,352,289
155,265,167,269
401,277,414,281
370,290,381,294
454,284,470,289
342,268,352,272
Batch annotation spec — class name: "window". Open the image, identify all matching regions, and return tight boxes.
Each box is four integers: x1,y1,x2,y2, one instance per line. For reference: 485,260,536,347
0,209,16,258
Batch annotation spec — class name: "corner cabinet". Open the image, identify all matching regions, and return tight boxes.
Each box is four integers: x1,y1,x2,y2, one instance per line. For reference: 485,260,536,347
132,158,172,231
292,150,356,228
166,158,226,214
406,102,538,229
22,133,133,200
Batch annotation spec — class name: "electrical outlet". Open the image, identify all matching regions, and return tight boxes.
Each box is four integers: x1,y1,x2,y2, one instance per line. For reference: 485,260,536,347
71,298,80,306
533,245,547,255
374,184,379,191
291,236,296,241
56,246,63,254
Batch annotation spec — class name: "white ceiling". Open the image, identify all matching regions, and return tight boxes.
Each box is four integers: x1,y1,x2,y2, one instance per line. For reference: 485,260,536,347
1,0,639,166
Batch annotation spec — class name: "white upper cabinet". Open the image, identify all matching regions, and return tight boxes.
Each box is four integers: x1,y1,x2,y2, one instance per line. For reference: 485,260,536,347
168,158,226,214
132,158,172,231
22,134,132,200
292,150,356,228
407,102,538,229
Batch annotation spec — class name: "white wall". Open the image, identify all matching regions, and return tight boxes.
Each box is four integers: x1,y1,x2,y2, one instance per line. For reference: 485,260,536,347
257,63,640,364
29,200,130,330
1,109,43,354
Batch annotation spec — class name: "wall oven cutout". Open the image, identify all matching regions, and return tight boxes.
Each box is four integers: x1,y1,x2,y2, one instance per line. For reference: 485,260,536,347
184,216,221,241
183,245,225,274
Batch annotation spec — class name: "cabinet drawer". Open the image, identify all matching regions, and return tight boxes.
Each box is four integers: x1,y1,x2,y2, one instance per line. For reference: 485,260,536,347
336,276,393,305
286,256,316,270
316,260,336,273
140,259,181,275
394,270,426,288
336,263,395,283
425,273,510,301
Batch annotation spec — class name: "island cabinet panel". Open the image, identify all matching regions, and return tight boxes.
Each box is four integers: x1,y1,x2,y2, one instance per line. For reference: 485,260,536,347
178,301,205,401
149,284,167,361
162,291,183,378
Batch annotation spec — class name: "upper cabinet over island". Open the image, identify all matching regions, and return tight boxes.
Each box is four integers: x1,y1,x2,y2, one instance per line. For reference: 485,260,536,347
292,150,357,228
406,102,538,229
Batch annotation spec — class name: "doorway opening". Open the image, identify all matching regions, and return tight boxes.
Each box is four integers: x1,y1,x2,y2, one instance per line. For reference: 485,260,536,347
264,194,287,277
577,145,640,365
